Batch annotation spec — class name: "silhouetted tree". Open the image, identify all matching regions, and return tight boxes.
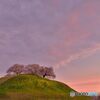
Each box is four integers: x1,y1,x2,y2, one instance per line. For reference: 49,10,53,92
39,67,56,78
7,64,24,75
38,66,46,77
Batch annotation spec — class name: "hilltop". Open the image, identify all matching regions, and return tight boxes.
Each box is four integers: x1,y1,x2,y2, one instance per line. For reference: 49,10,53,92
0,75,91,100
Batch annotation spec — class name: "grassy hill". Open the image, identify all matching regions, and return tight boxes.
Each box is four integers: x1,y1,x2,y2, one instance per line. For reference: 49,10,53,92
0,74,92,100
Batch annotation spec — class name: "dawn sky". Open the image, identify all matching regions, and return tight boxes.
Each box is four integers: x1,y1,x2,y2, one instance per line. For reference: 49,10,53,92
0,0,100,92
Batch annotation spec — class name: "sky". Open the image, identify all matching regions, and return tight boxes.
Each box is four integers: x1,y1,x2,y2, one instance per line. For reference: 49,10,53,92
0,0,100,92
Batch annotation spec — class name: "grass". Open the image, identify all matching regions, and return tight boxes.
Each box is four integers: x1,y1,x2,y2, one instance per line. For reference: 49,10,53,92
0,74,92,100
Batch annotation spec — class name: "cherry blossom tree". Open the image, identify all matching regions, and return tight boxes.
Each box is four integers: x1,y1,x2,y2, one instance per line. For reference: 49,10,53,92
7,64,24,75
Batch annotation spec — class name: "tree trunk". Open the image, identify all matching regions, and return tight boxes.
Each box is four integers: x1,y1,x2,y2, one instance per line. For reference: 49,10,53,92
43,73,46,78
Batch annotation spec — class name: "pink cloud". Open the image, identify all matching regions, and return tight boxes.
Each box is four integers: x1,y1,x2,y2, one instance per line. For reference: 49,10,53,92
71,80,100,92
63,78,100,92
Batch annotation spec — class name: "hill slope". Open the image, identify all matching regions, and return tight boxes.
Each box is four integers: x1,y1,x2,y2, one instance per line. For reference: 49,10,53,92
0,75,91,100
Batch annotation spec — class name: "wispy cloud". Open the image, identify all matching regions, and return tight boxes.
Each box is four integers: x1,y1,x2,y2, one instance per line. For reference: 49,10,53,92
55,43,100,68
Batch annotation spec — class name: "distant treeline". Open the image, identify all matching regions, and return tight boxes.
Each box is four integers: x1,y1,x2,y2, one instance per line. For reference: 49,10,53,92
6,64,56,79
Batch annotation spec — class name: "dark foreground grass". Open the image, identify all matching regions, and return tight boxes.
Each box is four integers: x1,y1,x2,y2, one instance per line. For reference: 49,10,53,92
0,75,92,100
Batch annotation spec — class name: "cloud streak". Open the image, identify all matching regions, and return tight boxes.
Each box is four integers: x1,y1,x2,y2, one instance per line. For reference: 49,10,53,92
55,43,100,68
